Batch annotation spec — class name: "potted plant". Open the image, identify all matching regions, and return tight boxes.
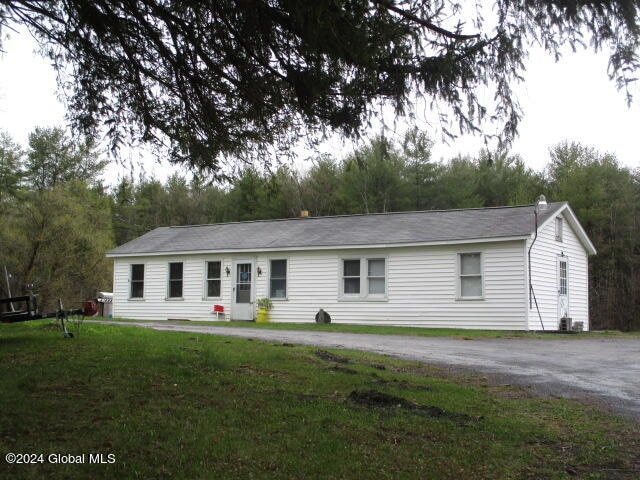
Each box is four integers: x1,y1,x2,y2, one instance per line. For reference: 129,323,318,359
256,297,273,323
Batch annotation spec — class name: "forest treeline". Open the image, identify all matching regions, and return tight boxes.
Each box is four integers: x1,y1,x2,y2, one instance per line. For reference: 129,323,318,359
1,128,638,330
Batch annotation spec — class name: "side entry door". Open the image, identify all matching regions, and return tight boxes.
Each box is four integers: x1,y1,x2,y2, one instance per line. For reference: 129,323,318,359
557,256,569,322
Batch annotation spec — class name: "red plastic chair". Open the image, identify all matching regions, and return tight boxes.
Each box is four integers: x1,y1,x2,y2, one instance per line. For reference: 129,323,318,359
211,304,225,320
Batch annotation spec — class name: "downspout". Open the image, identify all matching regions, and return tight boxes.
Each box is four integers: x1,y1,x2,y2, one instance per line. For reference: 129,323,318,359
528,203,545,331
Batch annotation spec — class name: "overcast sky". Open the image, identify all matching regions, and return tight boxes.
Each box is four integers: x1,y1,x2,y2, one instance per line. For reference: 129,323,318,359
1,26,638,186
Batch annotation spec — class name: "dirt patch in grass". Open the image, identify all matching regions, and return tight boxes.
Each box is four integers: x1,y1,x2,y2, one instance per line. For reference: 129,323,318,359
367,363,387,370
327,365,359,375
348,389,480,423
234,364,289,379
315,349,352,364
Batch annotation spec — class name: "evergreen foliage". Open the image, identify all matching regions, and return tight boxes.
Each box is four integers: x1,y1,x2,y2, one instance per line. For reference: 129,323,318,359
0,128,638,329
1,1,638,173
0,128,114,311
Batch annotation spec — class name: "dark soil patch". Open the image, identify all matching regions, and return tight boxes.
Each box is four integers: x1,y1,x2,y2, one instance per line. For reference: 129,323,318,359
235,364,288,378
348,389,480,422
369,363,386,370
327,365,359,375
315,349,351,364
367,378,433,391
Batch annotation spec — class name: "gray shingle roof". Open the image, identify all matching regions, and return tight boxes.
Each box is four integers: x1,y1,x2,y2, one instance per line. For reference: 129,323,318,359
107,203,566,256
108,203,565,256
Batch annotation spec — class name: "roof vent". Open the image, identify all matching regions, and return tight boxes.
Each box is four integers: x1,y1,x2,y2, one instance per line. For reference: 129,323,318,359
299,210,309,217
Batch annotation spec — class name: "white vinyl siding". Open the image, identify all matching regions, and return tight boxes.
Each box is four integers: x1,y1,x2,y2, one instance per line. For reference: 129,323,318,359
114,255,235,320
112,236,591,330
527,211,590,330
270,243,523,327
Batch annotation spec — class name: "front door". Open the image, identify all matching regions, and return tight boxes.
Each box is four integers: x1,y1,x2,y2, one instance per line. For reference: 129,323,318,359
557,257,569,321
232,260,254,320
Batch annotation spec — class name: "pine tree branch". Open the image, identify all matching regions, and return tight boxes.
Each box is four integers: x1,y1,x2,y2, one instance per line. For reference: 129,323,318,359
373,0,480,41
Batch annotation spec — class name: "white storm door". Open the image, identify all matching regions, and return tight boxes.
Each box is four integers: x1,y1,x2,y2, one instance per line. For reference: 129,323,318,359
232,260,254,320
557,257,569,320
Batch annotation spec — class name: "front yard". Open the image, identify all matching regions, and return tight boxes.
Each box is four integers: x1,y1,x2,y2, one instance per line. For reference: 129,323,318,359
1,320,638,479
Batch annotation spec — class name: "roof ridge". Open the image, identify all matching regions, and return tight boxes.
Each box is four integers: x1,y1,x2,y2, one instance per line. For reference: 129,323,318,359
170,203,558,229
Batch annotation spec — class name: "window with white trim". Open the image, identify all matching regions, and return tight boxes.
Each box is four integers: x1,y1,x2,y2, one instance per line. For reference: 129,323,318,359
206,261,221,298
343,259,361,295
168,262,183,298
269,259,287,299
555,217,563,242
130,264,144,298
367,259,386,294
341,257,387,298
458,253,483,298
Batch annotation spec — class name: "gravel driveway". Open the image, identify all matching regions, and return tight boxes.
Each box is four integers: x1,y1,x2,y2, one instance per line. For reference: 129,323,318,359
97,321,640,421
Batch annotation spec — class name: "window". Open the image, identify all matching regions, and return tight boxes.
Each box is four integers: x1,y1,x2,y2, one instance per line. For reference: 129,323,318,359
269,259,287,299
206,261,221,297
559,260,567,295
343,259,361,294
130,264,144,298
341,257,387,299
367,259,386,294
555,217,563,242
168,262,183,298
459,253,483,298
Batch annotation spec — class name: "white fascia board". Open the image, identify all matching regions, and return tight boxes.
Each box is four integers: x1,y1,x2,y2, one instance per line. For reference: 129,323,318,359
106,235,529,258
536,203,597,255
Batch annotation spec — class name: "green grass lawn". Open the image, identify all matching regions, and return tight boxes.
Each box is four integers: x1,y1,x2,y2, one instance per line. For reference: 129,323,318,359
1,320,638,479
107,317,640,339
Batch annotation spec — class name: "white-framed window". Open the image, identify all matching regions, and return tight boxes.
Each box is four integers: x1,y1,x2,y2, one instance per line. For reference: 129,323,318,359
367,258,386,295
342,259,361,295
269,259,287,299
555,216,563,242
458,253,483,299
206,261,221,298
340,257,387,299
168,262,183,298
130,264,144,298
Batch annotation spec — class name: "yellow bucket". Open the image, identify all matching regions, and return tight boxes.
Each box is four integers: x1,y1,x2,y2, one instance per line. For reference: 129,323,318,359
256,308,270,323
